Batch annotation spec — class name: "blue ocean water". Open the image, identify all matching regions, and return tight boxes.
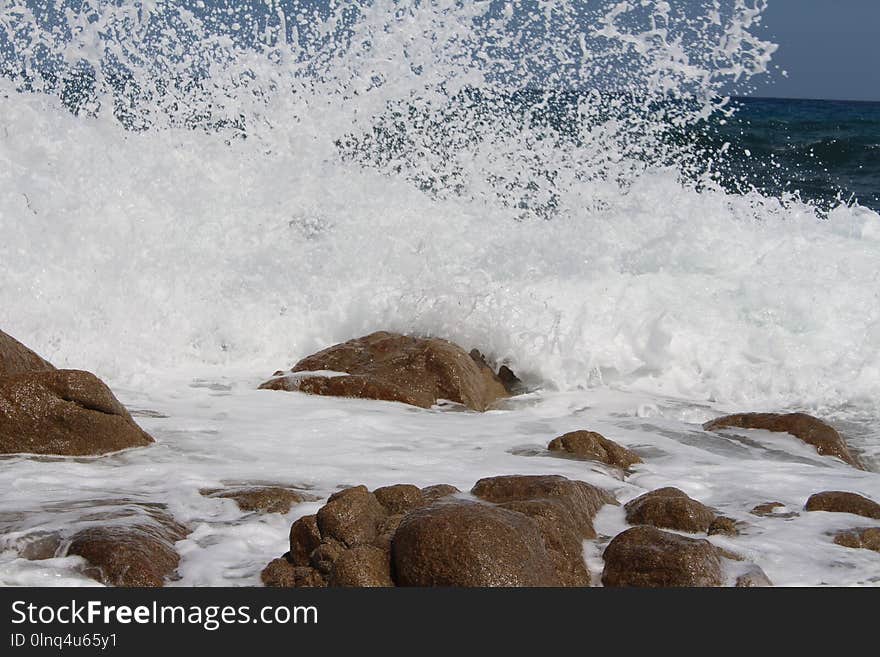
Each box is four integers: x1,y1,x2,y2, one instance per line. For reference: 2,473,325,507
716,96,880,212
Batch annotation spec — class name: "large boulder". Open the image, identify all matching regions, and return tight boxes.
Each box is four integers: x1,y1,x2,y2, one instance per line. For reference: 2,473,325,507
623,487,717,534
601,526,724,587
64,506,188,587
266,483,461,588
265,476,616,588
471,474,616,533
392,501,561,586
0,329,54,375
259,331,512,411
0,369,154,455
470,474,617,586
703,412,862,469
804,491,880,519
547,430,642,469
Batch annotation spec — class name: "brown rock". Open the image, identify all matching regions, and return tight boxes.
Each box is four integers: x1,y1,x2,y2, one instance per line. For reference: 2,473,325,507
288,515,322,566
15,532,62,560
735,565,773,587
547,430,642,469
373,484,426,515
310,539,347,575
202,486,312,514
0,329,54,375
751,502,784,516
259,331,511,411
261,557,326,587
601,526,724,587
471,474,617,538
624,487,716,533
804,491,880,519
329,545,394,587
66,511,188,587
833,527,880,552
392,500,561,586
498,498,591,586
703,412,862,469
420,484,460,502
0,369,154,456
316,486,387,547
708,516,739,537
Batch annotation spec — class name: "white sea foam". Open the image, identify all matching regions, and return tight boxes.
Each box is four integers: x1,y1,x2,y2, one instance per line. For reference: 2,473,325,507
0,1,878,586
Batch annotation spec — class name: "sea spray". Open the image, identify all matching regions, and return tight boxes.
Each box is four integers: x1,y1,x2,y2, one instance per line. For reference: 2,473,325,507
0,1,878,414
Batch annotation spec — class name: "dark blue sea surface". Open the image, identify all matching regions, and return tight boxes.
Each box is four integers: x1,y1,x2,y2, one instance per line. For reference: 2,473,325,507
718,96,880,212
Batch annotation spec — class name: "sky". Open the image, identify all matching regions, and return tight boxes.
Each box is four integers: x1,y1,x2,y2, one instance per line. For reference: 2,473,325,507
750,0,880,101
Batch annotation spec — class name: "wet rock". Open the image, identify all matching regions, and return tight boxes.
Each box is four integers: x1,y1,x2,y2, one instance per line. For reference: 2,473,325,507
259,331,511,411
202,486,313,514
420,484,460,502
471,475,617,586
261,557,326,588
309,539,347,575
0,329,54,375
547,430,642,469
329,545,394,587
703,412,862,469
804,491,880,519
316,486,386,547
624,487,716,533
601,526,724,587
267,475,614,588
708,516,739,537
469,349,523,395
289,515,322,567
497,498,591,586
832,527,880,552
471,474,617,538
749,501,798,518
14,532,62,560
373,484,425,515
734,565,773,587
0,369,154,456
392,500,561,586
65,510,188,587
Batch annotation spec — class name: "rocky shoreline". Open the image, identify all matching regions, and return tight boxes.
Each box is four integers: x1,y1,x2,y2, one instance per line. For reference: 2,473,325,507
1,328,877,587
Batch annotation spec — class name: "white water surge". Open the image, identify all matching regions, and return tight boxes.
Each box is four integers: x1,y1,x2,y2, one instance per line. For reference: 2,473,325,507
0,1,878,586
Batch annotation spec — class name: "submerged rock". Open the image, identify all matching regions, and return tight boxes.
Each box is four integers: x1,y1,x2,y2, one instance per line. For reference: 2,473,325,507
259,331,512,411
804,491,880,519
201,485,314,514
0,329,54,375
0,369,154,456
601,526,724,587
703,412,862,469
832,527,880,553
750,501,799,518
624,487,717,534
265,475,616,588
708,516,739,537
64,507,188,587
547,430,642,469
734,565,773,587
